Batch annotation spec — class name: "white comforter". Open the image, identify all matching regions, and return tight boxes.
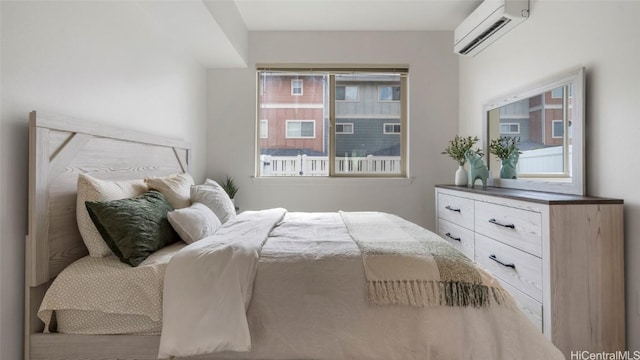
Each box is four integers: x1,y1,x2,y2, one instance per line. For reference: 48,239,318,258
159,208,287,358
159,210,564,360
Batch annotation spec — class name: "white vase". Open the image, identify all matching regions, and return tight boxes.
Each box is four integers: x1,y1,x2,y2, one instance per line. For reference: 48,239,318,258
454,165,468,186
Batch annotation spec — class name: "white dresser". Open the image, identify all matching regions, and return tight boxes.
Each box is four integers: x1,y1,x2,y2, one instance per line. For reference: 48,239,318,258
435,185,625,357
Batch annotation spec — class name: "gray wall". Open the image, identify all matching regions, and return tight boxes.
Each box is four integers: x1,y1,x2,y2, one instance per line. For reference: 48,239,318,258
0,2,207,358
459,0,640,350
207,31,459,227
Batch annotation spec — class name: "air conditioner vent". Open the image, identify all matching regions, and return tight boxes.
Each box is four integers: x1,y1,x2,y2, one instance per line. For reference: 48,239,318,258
454,0,529,56
459,17,511,55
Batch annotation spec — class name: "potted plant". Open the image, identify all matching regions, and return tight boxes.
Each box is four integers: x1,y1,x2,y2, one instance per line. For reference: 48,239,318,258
489,136,521,179
441,135,483,186
221,176,239,204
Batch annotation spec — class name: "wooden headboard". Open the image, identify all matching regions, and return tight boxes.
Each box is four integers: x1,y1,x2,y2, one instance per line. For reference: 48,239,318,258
25,111,191,334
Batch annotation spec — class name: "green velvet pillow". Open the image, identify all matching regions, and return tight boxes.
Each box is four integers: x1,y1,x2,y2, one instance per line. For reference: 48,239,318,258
85,190,179,267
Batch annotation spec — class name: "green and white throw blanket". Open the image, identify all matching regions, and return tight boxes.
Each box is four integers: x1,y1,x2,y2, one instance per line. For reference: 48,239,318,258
340,211,510,308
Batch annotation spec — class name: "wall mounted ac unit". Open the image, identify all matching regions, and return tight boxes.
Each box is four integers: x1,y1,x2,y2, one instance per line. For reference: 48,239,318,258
454,0,529,56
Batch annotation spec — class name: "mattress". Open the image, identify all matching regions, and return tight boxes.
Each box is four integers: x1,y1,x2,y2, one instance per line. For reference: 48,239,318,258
38,242,185,334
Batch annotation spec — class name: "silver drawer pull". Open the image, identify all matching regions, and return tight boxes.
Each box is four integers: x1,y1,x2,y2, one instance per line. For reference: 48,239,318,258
489,254,516,269
445,205,461,213
444,232,461,242
489,218,515,229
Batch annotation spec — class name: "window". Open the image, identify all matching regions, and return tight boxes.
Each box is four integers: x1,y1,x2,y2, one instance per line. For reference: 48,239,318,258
286,120,315,138
500,123,520,135
259,119,268,139
379,85,401,101
336,86,358,101
257,67,408,177
383,123,401,134
291,79,303,95
336,123,354,134
551,87,563,99
552,120,564,138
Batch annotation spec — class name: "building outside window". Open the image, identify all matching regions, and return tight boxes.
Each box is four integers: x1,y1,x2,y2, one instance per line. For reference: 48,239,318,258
551,87,563,99
379,85,401,101
552,120,564,138
259,119,268,139
286,120,315,138
336,85,358,101
383,123,401,134
257,67,408,177
291,79,303,95
500,123,520,135
335,123,354,134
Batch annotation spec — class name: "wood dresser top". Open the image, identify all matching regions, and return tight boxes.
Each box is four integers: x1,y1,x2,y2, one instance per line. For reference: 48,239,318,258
435,185,623,205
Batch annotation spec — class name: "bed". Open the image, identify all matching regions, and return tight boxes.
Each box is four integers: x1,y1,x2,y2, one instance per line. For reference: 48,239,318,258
24,111,564,360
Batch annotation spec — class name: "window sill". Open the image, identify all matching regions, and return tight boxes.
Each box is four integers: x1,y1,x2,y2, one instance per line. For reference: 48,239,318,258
250,176,415,185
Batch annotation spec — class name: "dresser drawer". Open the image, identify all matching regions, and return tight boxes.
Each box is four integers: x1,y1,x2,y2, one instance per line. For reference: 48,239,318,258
475,234,542,301
437,218,474,259
498,278,543,332
437,192,474,230
474,201,542,257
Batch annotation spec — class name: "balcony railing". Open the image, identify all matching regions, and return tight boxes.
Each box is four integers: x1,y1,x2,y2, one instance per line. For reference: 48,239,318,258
260,154,400,176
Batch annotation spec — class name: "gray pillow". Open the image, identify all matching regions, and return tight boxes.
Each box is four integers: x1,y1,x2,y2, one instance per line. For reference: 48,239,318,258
167,202,222,244
190,179,237,224
85,190,179,267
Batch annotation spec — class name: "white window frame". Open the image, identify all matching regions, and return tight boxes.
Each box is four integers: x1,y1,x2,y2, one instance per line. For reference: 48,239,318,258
336,85,359,102
335,122,354,134
291,79,303,96
285,120,315,139
259,119,268,139
378,85,400,102
256,66,408,178
500,122,521,135
383,123,401,134
552,120,564,138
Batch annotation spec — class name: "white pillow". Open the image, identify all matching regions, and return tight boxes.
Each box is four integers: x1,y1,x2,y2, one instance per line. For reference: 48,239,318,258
190,179,236,224
76,174,149,257
145,173,194,209
167,203,222,244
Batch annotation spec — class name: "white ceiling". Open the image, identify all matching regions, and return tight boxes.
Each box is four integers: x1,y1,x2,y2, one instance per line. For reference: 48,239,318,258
139,0,482,68
233,0,482,31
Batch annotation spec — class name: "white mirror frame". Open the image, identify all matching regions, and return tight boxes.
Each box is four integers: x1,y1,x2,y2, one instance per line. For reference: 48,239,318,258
482,67,586,195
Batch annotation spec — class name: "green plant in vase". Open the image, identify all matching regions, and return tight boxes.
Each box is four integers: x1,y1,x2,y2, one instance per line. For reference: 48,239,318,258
441,135,483,186
489,136,522,179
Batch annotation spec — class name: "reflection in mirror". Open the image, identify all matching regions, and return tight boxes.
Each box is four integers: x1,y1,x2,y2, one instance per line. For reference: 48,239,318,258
483,68,585,195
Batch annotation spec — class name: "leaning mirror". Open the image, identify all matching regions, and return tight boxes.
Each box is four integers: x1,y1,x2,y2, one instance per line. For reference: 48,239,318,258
482,67,585,195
